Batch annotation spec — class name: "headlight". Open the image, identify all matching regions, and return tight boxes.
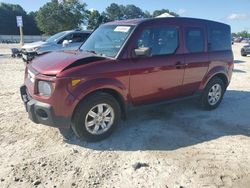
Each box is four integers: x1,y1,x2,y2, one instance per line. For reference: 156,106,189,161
38,81,53,96
33,47,40,52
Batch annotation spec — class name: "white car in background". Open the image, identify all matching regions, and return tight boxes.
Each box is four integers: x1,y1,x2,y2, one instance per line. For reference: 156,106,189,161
21,29,91,62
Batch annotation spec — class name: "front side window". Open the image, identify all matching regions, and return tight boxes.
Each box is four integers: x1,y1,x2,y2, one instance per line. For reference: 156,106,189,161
58,33,74,44
80,25,134,58
70,33,89,43
46,31,66,43
78,33,90,43
185,27,205,53
136,27,179,56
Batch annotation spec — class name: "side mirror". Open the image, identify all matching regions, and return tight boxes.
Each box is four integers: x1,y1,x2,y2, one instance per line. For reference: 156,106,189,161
134,47,151,57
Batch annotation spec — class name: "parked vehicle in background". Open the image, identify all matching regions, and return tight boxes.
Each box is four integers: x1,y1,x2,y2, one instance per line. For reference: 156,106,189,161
241,44,250,56
20,17,234,141
241,38,250,43
21,29,92,62
234,37,243,43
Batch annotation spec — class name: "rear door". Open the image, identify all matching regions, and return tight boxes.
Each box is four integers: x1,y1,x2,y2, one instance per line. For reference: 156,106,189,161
181,23,209,96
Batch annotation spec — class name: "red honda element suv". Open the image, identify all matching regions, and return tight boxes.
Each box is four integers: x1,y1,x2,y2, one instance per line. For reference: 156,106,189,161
20,18,234,141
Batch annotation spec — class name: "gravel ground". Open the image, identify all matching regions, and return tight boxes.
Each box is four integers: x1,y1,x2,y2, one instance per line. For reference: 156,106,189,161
0,43,250,188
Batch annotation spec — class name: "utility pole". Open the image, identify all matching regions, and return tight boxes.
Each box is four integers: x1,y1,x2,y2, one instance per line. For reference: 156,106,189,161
19,26,24,46
16,16,24,46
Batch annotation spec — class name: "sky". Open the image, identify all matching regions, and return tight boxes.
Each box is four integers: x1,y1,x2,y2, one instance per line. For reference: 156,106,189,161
1,0,250,32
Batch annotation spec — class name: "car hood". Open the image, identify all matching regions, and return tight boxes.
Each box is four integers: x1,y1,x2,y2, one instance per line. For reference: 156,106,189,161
22,41,48,49
31,51,107,75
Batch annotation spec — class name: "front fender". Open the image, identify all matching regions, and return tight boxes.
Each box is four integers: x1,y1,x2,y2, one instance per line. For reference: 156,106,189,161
37,45,56,55
70,77,129,109
199,66,229,90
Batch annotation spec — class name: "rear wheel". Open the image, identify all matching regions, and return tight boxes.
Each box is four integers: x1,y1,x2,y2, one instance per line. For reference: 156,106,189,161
200,77,226,110
71,92,121,141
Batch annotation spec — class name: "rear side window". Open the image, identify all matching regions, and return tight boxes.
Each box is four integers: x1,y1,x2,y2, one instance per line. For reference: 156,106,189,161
136,27,179,56
185,27,205,53
208,26,231,51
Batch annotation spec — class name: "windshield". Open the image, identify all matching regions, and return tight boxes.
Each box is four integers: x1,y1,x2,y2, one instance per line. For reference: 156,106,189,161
46,31,66,43
80,25,134,58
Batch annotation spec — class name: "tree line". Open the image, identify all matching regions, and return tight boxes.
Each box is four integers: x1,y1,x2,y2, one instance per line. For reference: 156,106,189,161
232,31,250,38
0,0,178,35
0,3,41,35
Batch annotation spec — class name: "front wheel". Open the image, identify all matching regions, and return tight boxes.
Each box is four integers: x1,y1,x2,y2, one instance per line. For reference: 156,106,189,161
71,92,121,141
200,77,226,110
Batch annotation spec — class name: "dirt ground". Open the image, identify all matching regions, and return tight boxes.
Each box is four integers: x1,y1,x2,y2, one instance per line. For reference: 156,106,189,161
0,43,250,188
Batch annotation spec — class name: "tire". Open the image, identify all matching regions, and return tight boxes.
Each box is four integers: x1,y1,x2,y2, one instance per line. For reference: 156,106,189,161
241,50,247,57
59,128,74,141
71,92,121,142
200,77,226,110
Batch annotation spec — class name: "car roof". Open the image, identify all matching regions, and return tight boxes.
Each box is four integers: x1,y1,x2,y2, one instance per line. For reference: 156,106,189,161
64,30,92,34
104,17,230,28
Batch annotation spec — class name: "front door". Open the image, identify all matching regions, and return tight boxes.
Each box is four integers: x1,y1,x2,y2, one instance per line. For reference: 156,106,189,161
127,25,185,105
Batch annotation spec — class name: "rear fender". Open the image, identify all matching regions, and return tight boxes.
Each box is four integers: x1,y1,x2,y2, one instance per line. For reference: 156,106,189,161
199,66,229,90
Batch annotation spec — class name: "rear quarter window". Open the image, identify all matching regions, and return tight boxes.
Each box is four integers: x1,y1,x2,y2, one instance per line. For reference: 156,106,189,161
208,26,231,51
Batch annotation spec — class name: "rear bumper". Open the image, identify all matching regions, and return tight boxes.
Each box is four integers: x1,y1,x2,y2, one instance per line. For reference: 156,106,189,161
20,85,71,128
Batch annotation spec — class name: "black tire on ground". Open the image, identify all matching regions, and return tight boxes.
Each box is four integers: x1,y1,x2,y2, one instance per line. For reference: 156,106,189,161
71,92,121,142
59,128,75,140
200,77,226,110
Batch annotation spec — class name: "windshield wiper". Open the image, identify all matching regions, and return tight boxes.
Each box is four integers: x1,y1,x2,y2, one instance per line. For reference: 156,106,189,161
86,50,97,54
84,50,104,57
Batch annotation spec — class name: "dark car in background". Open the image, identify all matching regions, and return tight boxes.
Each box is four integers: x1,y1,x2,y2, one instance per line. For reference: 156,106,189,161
21,29,91,62
241,44,250,56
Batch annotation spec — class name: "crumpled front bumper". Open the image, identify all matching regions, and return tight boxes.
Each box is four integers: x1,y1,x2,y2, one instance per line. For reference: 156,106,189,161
20,85,71,128
21,50,37,62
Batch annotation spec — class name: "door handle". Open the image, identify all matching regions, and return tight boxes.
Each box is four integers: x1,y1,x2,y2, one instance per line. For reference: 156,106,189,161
175,62,186,69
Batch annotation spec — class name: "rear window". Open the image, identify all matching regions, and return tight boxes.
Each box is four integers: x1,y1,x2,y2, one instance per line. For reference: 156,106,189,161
185,27,205,53
208,26,231,51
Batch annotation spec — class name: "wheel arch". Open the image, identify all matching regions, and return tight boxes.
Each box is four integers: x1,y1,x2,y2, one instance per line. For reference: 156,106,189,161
200,67,229,90
71,86,128,122
89,88,127,120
